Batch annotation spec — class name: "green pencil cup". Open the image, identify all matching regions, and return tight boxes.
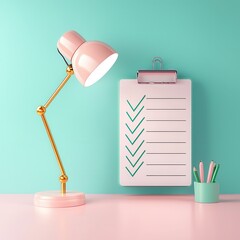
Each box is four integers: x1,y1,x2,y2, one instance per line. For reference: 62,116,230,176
194,182,219,203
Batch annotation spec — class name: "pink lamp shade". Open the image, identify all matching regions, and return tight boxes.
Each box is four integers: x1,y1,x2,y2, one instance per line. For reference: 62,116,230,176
57,31,118,87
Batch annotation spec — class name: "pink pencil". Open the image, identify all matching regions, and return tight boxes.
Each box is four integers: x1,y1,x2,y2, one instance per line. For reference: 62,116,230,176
207,161,215,183
199,161,204,182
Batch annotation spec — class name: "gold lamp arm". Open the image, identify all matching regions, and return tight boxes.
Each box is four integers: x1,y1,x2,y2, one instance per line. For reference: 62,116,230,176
36,65,74,194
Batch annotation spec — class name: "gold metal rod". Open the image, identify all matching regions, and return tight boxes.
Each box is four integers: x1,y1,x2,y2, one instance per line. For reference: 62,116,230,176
36,65,74,194
61,183,66,195
44,65,74,109
40,114,66,176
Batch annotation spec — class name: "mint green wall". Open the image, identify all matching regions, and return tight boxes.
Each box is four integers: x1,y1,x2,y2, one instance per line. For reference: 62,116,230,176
1,0,239,194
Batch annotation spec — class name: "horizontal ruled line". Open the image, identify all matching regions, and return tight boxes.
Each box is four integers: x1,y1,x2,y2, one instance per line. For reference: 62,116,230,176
147,153,186,154
146,174,186,176
146,131,186,133
146,98,186,99
146,109,186,110
146,142,186,144
146,164,186,166
146,120,186,122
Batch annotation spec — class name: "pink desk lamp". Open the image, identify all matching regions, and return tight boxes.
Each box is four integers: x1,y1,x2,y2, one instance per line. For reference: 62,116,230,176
34,31,118,207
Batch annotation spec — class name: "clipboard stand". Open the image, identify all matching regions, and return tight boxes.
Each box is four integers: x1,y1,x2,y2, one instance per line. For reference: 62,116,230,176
137,57,177,84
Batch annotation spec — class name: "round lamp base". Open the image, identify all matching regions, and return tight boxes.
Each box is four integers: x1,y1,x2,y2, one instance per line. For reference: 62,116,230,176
34,191,85,208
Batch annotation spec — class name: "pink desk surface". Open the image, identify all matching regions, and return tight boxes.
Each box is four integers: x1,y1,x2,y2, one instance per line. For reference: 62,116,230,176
0,194,240,240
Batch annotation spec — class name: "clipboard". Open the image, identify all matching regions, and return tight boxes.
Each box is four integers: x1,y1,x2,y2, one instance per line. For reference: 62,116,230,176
119,57,191,186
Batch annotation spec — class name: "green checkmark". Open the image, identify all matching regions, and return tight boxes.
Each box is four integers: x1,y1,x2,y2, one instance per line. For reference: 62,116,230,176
126,117,145,134
126,106,144,122
126,162,144,177
126,150,146,167
127,95,146,112
125,140,144,157
125,128,144,145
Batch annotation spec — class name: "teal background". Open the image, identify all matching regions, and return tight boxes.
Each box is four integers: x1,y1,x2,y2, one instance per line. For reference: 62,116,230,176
1,0,239,194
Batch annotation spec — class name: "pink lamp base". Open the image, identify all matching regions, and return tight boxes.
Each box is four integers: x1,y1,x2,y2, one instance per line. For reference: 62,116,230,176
34,191,85,208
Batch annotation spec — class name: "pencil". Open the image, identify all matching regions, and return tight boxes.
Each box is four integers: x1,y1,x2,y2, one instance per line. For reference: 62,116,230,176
193,167,200,183
207,161,215,183
211,164,220,182
199,161,204,182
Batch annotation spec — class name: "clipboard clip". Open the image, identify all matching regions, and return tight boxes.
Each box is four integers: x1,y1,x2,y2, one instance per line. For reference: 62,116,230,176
137,57,177,84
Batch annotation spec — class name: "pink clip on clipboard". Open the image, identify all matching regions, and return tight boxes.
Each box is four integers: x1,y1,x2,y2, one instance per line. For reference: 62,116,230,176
137,57,177,84
120,57,191,186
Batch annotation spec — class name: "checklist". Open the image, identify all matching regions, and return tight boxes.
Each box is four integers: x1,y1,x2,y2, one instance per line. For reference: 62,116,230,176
120,79,191,186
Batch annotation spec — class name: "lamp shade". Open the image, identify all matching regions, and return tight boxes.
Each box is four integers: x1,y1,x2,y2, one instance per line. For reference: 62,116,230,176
57,31,118,87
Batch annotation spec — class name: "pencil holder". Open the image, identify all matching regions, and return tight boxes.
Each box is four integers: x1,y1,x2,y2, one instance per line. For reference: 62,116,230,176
194,182,219,203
